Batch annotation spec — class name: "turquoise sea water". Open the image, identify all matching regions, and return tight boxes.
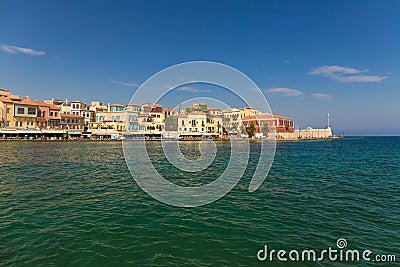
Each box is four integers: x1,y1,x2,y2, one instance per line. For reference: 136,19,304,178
0,137,399,266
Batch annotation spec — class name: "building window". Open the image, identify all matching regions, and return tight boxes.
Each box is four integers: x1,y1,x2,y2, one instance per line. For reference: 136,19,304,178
15,121,18,126
6,121,9,126
28,107,36,115
50,111,54,116
20,122,23,127
6,108,10,113
17,107,24,114
55,112,58,117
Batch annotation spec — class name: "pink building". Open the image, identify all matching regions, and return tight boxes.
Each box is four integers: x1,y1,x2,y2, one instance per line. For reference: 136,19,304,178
33,100,61,129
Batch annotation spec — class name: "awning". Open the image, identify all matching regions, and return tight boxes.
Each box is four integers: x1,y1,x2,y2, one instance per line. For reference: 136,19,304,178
0,130,42,134
41,130,66,134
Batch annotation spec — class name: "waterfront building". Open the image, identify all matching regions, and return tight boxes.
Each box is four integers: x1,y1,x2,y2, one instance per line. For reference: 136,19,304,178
60,102,72,115
240,107,260,118
89,101,108,113
222,107,242,134
294,126,332,139
206,116,223,136
70,100,95,128
0,96,38,129
61,113,84,130
241,113,294,138
0,88,11,97
60,113,84,138
90,103,145,139
207,107,222,117
163,108,176,118
91,104,125,138
125,104,146,133
178,111,208,138
141,104,164,134
34,100,61,129
0,94,11,128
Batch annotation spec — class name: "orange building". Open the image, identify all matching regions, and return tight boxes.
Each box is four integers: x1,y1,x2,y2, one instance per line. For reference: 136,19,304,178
241,113,294,137
32,100,61,129
0,96,39,129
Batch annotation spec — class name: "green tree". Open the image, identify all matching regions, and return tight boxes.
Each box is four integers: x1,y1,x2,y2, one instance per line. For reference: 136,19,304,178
246,122,256,138
239,123,247,135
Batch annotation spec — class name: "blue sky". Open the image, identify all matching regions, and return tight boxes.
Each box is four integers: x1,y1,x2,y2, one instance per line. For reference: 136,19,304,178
0,0,399,135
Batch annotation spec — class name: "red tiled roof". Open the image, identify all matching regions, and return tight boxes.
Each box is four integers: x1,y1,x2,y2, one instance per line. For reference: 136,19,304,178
61,113,85,119
241,114,293,120
142,103,163,107
47,104,60,110
0,96,14,103
0,97,61,111
19,99,41,106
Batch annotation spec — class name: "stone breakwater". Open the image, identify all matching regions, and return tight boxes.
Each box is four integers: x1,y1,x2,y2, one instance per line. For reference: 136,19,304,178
275,126,337,141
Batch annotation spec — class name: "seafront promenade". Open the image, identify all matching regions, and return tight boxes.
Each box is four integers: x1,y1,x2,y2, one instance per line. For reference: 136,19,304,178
1,88,338,141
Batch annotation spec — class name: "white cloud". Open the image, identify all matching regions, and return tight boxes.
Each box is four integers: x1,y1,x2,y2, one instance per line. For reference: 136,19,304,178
266,87,304,97
309,65,364,75
111,80,138,87
309,65,387,83
333,75,387,83
176,86,211,93
0,43,45,56
312,93,333,101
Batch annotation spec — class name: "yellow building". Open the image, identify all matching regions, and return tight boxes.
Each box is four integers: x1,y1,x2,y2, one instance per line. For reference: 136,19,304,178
206,116,223,136
0,96,38,129
222,108,241,134
141,104,164,134
178,111,207,135
90,104,126,137
240,107,260,118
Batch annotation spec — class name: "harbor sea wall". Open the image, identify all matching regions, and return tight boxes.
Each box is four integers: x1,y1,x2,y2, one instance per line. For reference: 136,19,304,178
276,126,333,140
